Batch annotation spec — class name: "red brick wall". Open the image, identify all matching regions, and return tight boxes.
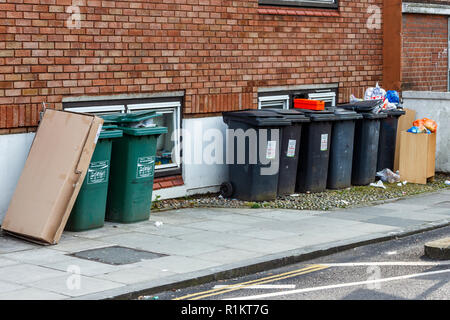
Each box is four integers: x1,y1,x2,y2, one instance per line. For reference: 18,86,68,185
402,13,449,91
0,0,384,132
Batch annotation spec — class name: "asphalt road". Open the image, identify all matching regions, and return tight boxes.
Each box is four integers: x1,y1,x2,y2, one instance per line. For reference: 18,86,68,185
153,225,450,300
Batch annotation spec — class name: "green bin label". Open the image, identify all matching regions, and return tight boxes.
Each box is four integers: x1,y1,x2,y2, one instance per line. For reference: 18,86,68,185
87,161,109,185
136,156,155,179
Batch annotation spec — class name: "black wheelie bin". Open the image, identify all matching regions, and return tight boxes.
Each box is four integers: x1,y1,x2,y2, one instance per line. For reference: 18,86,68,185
327,109,363,190
294,109,338,193
376,108,406,172
339,100,388,186
262,109,310,196
221,110,291,201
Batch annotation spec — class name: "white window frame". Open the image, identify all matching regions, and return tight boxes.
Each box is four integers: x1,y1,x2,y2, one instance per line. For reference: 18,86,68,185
64,105,126,114
308,91,336,107
127,101,182,172
258,95,290,110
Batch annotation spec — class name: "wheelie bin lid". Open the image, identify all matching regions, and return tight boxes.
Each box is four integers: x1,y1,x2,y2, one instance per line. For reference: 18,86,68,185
359,112,388,120
334,108,363,121
296,108,337,122
100,110,162,124
119,126,168,136
380,109,406,117
222,110,292,127
99,127,123,139
260,109,310,123
338,100,384,112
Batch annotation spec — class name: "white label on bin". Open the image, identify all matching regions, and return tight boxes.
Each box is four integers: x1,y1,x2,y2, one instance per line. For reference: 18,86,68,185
321,134,328,151
266,141,277,160
136,156,155,179
287,140,296,158
87,161,109,185
94,124,103,144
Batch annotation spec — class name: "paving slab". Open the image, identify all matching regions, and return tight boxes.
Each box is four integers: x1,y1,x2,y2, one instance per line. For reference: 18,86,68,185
181,220,253,233
96,266,177,285
0,235,38,254
192,248,263,264
40,257,135,277
175,230,253,246
0,281,25,294
28,275,124,298
1,248,71,264
0,264,67,284
365,216,432,228
0,287,68,300
136,256,223,274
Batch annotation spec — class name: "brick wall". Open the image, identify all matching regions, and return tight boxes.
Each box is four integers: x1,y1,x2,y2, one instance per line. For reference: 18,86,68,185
0,0,384,132
402,13,448,91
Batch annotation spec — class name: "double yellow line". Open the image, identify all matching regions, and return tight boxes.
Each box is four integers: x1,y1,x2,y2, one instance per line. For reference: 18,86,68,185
174,264,328,300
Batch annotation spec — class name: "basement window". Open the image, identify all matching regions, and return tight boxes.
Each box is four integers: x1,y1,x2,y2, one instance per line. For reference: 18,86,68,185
308,91,336,108
128,101,181,175
63,98,182,177
258,0,338,9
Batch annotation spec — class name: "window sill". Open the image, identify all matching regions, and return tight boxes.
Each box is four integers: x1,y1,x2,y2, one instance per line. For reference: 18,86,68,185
257,7,340,17
153,175,184,190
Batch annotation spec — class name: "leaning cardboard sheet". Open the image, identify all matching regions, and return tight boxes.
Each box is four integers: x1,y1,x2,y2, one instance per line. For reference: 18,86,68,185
1,109,103,245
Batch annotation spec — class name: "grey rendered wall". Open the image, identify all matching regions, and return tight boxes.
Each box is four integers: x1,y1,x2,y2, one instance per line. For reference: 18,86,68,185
402,91,450,173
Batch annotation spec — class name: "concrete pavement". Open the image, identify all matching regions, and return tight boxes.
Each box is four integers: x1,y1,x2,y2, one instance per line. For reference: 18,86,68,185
0,189,448,300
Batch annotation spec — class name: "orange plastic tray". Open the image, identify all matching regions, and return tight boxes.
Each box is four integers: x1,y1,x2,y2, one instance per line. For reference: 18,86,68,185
294,99,325,111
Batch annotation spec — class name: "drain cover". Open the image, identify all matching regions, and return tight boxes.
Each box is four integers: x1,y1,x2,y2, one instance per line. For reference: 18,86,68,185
435,201,450,208
70,246,167,265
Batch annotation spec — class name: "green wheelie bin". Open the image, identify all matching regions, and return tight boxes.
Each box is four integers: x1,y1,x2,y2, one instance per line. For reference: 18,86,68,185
103,111,167,223
65,125,123,231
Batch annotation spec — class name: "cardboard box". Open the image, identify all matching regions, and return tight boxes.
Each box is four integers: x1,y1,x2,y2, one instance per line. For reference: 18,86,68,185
1,109,103,245
399,131,436,185
394,108,416,172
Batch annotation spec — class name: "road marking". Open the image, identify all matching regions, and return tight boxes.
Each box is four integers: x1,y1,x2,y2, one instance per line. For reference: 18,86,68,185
189,265,328,300
321,262,450,267
227,268,450,300
173,264,327,300
213,284,296,290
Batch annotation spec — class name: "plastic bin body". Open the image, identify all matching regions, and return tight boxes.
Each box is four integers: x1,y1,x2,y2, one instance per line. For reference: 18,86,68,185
376,110,406,172
351,113,387,185
105,126,166,223
295,112,336,193
66,128,122,231
263,109,310,196
327,110,362,190
222,111,291,201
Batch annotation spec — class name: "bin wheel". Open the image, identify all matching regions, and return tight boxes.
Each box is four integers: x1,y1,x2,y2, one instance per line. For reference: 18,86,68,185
220,182,234,198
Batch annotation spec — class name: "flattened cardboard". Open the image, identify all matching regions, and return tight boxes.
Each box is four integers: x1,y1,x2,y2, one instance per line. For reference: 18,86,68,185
1,109,103,245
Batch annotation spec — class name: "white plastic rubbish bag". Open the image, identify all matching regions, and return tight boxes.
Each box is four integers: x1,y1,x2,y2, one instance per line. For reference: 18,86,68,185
364,82,386,101
376,168,401,184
